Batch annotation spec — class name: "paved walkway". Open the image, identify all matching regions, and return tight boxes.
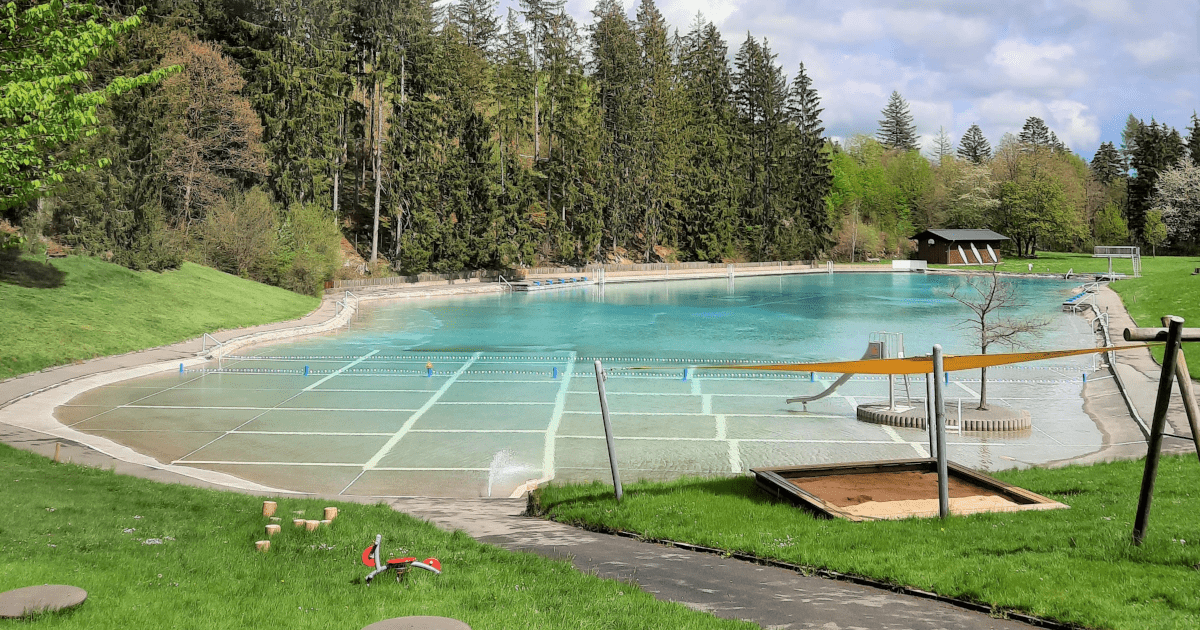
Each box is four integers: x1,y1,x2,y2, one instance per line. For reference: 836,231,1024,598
2,276,1195,630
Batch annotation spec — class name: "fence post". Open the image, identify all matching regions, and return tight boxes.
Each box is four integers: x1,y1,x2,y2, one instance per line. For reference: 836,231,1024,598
1133,316,1185,545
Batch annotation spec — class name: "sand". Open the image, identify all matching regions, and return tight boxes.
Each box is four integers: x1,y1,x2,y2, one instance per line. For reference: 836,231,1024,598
789,470,1003,506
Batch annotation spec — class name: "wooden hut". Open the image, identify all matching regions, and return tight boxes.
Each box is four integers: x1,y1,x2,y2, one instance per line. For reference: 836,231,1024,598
912,229,1009,265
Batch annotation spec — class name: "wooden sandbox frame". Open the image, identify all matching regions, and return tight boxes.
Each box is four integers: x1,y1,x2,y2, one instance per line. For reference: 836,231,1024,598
752,458,1068,522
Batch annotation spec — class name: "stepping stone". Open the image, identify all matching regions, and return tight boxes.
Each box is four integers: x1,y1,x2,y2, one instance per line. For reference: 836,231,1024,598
0,585,88,618
362,616,471,630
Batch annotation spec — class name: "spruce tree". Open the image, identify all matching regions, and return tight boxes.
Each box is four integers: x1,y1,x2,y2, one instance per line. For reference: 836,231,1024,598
1018,116,1052,148
957,124,991,164
876,91,918,151
784,61,833,258
1127,119,1186,237
1090,142,1124,185
930,126,953,163
734,34,788,258
1121,113,1140,164
450,0,500,54
678,16,739,261
1186,111,1200,162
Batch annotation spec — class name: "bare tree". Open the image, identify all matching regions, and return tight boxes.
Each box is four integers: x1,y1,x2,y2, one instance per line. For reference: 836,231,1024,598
946,266,1049,410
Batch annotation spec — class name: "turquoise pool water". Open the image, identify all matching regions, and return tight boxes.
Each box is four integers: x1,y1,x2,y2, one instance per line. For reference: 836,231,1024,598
62,273,1102,498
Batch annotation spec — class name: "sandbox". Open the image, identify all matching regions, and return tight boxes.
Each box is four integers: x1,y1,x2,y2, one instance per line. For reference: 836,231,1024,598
752,458,1068,521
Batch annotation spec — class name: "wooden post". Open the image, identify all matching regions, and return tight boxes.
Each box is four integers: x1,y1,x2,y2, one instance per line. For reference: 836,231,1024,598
255,540,270,552
265,524,281,537
262,501,277,517
1161,317,1200,464
53,442,61,463
305,520,319,532
932,346,950,519
323,507,338,521
1133,316,1185,545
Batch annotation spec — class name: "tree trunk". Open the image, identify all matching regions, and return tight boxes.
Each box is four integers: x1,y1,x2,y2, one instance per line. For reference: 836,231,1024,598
371,71,382,265
333,110,344,227
533,82,540,161
979,330,989,410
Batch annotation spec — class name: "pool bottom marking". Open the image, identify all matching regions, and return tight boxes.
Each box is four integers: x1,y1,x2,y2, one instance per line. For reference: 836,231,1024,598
343,352,482,494
172,352,380,465
540,353,577,485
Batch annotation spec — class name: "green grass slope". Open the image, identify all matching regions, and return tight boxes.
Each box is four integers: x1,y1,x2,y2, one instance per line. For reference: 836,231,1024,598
0,445,748,629
0,256,318,380
534,456,1200,630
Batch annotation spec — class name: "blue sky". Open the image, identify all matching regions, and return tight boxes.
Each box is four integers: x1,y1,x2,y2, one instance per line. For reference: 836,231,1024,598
490,0,1199,162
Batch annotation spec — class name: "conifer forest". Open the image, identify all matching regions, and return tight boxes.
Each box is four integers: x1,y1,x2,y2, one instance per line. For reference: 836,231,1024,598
4,0,1199,295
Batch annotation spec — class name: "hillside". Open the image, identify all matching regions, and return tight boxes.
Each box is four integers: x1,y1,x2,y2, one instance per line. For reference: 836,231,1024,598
0,255,318,380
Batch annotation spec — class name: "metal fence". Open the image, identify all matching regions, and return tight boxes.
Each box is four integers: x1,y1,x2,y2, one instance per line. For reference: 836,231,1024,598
328,259,825,291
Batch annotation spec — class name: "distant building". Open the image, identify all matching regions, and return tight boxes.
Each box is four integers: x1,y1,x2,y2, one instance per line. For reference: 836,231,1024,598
912,229,1009,265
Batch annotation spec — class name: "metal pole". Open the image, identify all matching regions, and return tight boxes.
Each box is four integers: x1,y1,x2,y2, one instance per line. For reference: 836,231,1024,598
932,345,950,519
926,372,936,458
595,360,623,502
1132,316,1185,545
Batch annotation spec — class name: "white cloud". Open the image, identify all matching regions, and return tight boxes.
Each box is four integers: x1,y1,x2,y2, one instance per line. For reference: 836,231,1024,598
1125,32,1185,65
660,0,747,28
973,92,1100,150
985,38,1087,91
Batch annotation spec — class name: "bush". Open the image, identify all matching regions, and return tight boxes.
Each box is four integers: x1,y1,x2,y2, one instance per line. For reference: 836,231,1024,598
275,202,341,296
202,187,279,280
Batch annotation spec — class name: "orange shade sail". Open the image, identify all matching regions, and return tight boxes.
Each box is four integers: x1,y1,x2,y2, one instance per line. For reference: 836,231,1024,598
654,345,1152,376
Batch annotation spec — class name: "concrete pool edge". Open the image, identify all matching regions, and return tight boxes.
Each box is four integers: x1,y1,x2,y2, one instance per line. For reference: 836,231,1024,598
0,268,1183,497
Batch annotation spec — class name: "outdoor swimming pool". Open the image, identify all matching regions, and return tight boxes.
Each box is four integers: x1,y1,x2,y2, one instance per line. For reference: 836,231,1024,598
58,272,1103,498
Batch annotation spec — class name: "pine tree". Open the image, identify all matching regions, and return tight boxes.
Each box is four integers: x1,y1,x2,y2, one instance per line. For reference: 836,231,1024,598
1127,119,1186,237
876,91,918,151
1090,142,1124,185
1121,113,1140,164
450,0,500,53
1018,116,1052,149
957,124,991,164
930,126,953,163
589,0,642,258
678,16,739,261
734,34,788,258
1186,111,1200,162
783,61,833,258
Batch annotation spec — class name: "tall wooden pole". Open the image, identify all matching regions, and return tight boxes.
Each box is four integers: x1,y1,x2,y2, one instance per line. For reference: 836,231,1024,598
1132,316,1185,545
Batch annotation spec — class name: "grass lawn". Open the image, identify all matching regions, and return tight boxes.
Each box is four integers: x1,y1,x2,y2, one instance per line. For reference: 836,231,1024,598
533,455,1200,630
935,251,1200,377
0,444,749,629
0,255,319,380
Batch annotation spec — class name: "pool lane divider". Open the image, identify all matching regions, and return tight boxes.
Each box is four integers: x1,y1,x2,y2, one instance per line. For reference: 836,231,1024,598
345,352,483,494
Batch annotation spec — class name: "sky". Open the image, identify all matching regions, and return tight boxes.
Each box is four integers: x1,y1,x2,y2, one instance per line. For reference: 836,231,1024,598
491,0,1199,162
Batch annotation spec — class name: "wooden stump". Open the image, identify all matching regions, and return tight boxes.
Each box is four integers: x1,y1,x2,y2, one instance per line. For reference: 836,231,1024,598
293,518,306,528
305,520,319,532
265,524,281,537
323,507,339,521
255,540,270,552
262,501,277,517
320,519,332,527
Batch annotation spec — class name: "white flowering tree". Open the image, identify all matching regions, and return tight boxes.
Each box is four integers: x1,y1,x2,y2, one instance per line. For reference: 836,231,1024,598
1153,158,1200,250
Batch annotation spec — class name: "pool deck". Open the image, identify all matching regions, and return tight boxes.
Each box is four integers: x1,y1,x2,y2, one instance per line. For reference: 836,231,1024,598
1,267,1195,630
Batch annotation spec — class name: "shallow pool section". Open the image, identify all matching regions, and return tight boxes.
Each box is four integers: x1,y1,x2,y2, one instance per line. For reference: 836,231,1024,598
59,273,1103,498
